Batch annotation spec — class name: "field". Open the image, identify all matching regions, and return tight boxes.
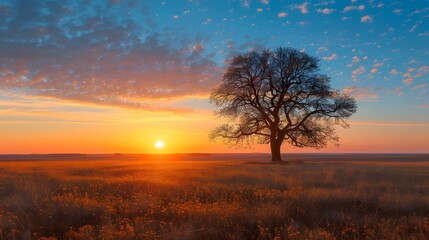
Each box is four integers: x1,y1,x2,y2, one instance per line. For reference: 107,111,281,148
0,154,428,240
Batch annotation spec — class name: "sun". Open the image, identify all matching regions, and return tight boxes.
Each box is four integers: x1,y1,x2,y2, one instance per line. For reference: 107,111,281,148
155,140,164,149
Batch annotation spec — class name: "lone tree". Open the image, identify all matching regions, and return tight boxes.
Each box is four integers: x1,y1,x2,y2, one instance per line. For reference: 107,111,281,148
210,47,357,161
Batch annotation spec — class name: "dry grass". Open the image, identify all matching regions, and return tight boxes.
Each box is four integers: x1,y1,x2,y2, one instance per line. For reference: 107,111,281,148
0,154,428,239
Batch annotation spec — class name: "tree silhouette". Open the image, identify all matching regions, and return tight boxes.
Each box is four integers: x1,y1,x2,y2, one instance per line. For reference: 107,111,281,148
210,47,357,161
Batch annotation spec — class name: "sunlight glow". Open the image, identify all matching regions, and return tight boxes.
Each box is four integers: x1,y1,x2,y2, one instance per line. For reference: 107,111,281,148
155,140,164,149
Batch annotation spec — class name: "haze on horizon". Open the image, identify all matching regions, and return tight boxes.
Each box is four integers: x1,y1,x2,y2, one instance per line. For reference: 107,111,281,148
0,0,428,154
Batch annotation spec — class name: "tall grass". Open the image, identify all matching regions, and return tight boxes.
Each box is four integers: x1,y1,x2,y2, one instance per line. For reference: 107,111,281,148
0,157,428,239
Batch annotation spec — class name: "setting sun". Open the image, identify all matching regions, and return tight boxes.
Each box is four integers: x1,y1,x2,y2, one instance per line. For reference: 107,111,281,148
155,140,165,149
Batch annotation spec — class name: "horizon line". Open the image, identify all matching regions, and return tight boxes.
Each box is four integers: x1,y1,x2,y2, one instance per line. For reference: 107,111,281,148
1,152,429,155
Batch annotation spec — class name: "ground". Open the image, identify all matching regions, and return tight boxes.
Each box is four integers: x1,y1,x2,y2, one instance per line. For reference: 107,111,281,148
0,153,428,239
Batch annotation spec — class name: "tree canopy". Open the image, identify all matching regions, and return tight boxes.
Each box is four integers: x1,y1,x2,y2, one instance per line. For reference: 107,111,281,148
210,47,357,161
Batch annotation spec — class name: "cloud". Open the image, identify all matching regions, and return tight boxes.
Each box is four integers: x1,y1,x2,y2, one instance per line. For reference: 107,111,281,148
403,78,413,85
360,15,373,23
370,68,378,73
416,66,428,77
352,66,365,75
292,2,309,14
343,5,365,12
317,47,328,52
261,0,269,4
390,69,398,75
278,12,287,17
401,66,428,86
352,56,360,62
323,53,337,61
373,62,383,67
388,86,403,96
343,86,380,100
0,0,221,112
351,66,365,81
317,8,334,14
241,0,251,8
350,121,429,127
409,7,429,16
193,43,204,52
418,66,428,72
0,91,196,125
393,9,402,15
412,83,427,90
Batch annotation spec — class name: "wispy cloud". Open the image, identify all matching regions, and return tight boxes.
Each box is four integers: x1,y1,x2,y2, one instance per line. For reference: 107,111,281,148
292,2,309,14
409,25,418,32
402,66,428,86
278,12,287,17
403,78,413,85
343,86,380,100
412,83,427,90
323,53,337,61
393,9,402,15
361,15,373,23
350,121,429,127
317,8,334,14
408,7,429,16
0,91,201,126
351,65,366,81
352,66,365,75
343,5,365,12
241,0,251,8
418,32,429,37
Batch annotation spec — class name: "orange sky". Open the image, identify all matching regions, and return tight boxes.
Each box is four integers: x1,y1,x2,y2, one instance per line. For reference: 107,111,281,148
1,94,428,154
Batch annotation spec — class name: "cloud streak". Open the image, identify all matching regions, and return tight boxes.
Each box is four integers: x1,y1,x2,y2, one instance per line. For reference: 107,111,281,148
317,8,334,14
292,2,309,14
360,15,373,23
343,86,380,100
350,121,429,127
343,5,365,12
323,53,337,61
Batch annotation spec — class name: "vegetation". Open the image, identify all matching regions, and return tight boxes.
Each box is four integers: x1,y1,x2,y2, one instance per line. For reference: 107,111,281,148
0,155,428,239
210,47,357,161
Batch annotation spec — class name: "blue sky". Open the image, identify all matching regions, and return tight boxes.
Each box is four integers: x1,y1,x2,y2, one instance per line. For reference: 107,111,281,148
0,0,428,153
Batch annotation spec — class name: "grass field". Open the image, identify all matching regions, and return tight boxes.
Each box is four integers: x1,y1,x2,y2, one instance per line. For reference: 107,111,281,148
0,154,428,240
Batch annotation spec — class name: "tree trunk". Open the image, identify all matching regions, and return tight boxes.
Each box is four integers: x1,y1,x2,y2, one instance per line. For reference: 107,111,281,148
270,140,282,162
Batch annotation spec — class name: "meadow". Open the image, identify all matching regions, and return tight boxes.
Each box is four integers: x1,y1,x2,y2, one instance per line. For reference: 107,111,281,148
0,154,428,240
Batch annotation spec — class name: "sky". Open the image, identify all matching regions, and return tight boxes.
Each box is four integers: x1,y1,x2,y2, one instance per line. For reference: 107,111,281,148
0,0,428,154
